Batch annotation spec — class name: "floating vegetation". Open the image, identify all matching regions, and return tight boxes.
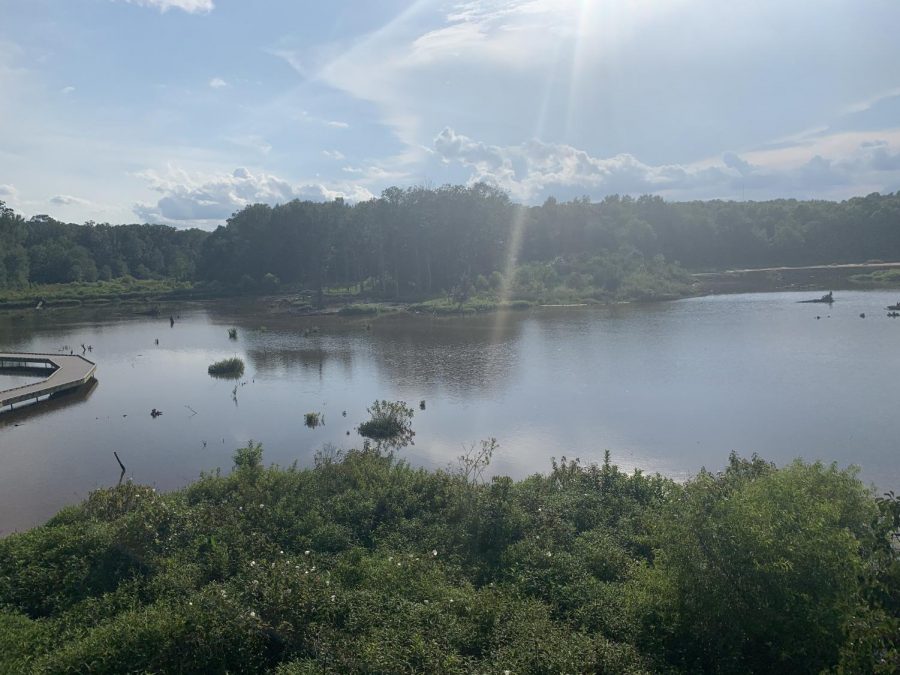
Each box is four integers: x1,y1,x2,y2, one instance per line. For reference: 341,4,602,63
419,400,426,410
227,327,238,340
358,400,415,447
304,412,323,428
208,357,245,379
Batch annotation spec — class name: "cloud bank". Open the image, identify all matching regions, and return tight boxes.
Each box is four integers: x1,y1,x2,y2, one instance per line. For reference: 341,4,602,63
134,167,373,225
433,127,900,201
120,0,214,14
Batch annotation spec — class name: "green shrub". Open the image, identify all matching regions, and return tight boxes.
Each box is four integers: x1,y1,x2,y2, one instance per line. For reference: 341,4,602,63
0,446,893,673
357,400,415,446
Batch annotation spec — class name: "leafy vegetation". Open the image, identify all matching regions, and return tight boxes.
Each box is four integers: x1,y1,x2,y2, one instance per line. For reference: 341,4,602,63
357,400,416,447
4,189,900,309
207,357,245,379
849,268,900,288
0,277,196,309
304,412,322,429
0,447,896,673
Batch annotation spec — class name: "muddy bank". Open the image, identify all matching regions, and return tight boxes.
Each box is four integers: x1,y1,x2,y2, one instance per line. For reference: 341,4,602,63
692,262,900,295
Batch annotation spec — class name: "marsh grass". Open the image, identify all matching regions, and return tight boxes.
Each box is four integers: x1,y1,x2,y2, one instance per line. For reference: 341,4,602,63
208,357,245,379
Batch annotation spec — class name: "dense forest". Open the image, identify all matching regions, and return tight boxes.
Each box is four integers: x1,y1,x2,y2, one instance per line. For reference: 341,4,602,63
0,446,897,673
2,189,900,301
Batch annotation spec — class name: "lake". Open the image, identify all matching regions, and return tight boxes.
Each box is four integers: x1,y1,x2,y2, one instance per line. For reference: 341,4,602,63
2,290,899,535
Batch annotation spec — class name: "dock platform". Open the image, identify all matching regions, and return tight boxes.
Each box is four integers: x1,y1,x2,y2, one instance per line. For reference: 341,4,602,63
0,353,97,411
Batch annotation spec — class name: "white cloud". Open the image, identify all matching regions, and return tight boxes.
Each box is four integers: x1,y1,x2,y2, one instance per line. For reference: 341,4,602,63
60,86,75,95
119,0,214,14
209,77,227,89
312,0,668,148
133,166,373,225
843,87,900,115
49,194,92,206
432,127,710,199
325,120,349,129
309,0,900,178
322,150,345,160
433,127,900,202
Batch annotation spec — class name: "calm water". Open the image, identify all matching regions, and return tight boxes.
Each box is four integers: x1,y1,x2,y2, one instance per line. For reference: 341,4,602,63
1,291,899,534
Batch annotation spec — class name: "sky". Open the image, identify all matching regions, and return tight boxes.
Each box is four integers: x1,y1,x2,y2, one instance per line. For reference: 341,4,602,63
1,0,899,229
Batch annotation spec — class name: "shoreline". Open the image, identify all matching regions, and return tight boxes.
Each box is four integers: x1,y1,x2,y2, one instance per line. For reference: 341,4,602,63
2,260,899,319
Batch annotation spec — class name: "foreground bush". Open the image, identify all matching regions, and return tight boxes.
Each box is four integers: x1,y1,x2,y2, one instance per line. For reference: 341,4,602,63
0,448,897,673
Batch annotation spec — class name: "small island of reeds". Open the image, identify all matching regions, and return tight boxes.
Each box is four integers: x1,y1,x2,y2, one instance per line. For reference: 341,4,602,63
207,357,245,379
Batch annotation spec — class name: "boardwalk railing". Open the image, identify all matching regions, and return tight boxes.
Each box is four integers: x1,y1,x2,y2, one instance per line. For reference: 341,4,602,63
0,353,97,411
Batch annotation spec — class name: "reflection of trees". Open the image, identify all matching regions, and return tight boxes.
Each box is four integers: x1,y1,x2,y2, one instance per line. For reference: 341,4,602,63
0,312,41,349
365,314,526,396
245,344,353,378
237,313,527,396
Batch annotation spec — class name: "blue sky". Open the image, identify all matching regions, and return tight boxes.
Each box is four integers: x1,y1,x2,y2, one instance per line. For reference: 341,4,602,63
1,0,899,228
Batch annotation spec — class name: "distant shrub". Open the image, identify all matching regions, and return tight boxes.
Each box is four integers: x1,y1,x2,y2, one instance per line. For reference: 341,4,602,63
207,357,244,378
358,400,415,446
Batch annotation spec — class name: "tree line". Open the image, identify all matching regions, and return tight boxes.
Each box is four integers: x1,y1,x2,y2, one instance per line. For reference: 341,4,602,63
2,188,899,296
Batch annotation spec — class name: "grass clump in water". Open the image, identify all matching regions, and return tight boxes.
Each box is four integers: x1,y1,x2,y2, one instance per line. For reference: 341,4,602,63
357,400,415,447
304,412,322,428
207,357,245,379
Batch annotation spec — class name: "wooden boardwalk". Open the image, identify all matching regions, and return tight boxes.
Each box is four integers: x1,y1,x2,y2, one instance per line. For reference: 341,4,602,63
0,353,97,411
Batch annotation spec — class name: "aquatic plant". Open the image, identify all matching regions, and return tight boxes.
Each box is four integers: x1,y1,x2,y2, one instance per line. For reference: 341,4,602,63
304,412,322,429
227,328,238,340
358,400,415,447
207,357,245,378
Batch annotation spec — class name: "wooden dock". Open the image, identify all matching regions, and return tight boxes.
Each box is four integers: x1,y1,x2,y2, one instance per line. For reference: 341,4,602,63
0,353,97,411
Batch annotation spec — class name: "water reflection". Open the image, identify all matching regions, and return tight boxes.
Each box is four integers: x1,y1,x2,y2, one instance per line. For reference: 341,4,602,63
365,313,523,396
2,291,900,535
0,378,98,428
